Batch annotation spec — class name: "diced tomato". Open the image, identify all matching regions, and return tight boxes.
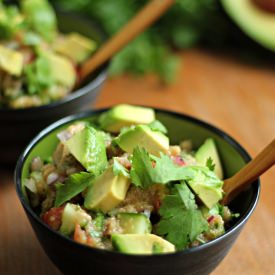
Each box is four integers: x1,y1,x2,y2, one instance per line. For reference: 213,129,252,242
86,236,94,246
207,215,215,223
152,161,156,168
74,224,94,247
173,156,186,166
42,207,64,230
74,224,87,244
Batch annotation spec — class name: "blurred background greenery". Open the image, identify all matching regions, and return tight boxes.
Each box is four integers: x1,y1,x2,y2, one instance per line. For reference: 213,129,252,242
53,0,275,82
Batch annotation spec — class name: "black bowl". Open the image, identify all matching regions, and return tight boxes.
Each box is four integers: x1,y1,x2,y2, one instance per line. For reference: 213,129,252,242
15,108,260,275
0,13,109,165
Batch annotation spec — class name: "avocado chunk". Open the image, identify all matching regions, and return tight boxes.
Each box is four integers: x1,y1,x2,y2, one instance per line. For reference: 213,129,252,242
112,234,175,254
60,203,91,235
195,138,223,179
84,166,130,213
189,182,223,209
64,126,108,175
115,125,169,156
54,32,97,63
187,168,223,209
0,45,23,76
46,53,76,87
221,0,275,51
117,213,152,234
99,104,155,133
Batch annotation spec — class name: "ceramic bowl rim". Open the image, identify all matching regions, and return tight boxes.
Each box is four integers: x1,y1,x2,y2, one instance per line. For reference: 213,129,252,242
14,107,260,259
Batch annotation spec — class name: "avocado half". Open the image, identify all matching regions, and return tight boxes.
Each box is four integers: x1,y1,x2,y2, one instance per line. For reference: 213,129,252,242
221,0,275,51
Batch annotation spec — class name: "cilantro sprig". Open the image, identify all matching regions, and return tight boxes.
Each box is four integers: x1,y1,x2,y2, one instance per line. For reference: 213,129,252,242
206,157,215,171
54,172,95,207
130,147,194,188
156,182,208,249
130,147,222,190
113,158,130,178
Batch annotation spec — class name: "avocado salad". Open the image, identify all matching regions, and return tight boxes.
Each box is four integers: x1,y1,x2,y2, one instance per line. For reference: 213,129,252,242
0,0,96,108
24,105,238,254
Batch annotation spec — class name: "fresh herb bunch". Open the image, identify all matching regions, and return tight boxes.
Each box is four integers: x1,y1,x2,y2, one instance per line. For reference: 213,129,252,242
54,0,274,82
53,0,235,83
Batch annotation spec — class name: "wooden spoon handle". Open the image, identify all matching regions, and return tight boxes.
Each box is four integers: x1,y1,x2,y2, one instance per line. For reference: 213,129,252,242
222,138,275,205
79,0,175,81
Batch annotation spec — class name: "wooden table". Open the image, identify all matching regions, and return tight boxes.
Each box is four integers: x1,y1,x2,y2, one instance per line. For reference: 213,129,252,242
1,49,274,275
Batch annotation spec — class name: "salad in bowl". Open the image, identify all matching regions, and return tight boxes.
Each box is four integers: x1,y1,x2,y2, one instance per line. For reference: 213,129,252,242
23,104,239,254
0,0,96,108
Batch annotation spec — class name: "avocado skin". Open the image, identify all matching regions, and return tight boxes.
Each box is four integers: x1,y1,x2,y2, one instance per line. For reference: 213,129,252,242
170,0,275,65
213,0,275,68
221,0,275,53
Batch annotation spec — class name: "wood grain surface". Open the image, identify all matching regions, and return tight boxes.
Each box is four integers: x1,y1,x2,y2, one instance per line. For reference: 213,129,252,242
0,49,274,275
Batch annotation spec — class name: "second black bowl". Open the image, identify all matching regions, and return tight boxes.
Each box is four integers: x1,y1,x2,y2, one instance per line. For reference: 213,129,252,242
0,12,109,165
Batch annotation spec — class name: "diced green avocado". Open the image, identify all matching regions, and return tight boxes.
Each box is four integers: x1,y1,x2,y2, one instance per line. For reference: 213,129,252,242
84,166,130,213
188,170,223,209
195,138,223,179
60,203,91,235
221,0,275,51
64,126,108,175
117,213,152,234
112,234,175,254
46,53,76,87
0,45,23,76
99,105,155,133
115,125,169,156
54,32,96,63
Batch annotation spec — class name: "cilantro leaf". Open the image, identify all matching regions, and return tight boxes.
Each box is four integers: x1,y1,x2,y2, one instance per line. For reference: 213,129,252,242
130,147,203,188
206,157,215,172
0,5,22,39
22,0,57,41
156,183,208,249
24,52,53,95
130,147,223,193
113,158,129,178
54,172,94,207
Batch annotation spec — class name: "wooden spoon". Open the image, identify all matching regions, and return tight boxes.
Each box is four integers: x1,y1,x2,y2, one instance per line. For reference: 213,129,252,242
222,138,275,205
79,0,175,82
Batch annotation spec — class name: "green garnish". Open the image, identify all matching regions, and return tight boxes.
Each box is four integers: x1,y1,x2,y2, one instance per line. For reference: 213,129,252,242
54,172,94,207
130,147,222,190
156,182,208,249
113,158,129,178
22,0,57,41
24,52,53,95
206,157,215,172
